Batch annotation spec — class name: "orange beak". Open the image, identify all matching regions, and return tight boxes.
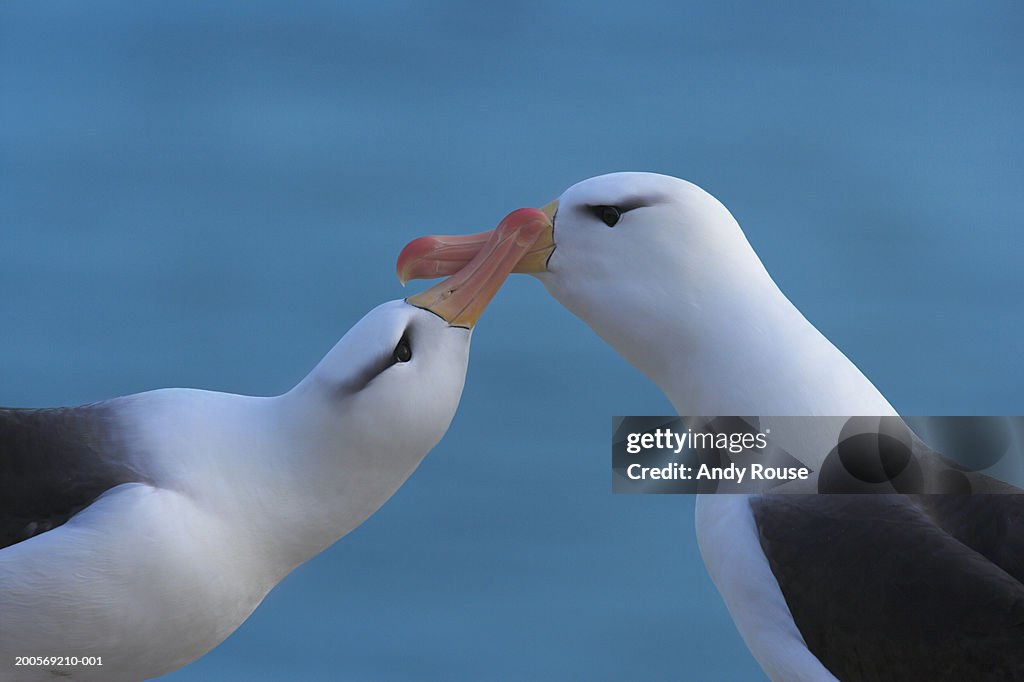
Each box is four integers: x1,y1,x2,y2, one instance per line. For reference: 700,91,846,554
396,200,557,286
403,207,552,329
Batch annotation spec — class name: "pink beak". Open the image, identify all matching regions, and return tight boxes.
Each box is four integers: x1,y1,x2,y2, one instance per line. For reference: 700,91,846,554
396,200,558,287
401,207,553,329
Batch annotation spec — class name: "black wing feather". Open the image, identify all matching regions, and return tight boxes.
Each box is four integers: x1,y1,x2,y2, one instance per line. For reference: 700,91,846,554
751,494,1024,681
0,405,148,550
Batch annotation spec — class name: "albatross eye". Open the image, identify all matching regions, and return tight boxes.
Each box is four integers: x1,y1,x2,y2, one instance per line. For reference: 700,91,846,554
592,205,622,227
393,336,412,363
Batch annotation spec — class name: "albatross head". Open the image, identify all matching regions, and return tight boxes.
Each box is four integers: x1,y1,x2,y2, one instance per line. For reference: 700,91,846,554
297,206,552,456
528,172,774,334
292,300,472,466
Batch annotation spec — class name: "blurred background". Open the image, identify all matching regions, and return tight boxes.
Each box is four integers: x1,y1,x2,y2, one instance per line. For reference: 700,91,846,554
2,2,1021,679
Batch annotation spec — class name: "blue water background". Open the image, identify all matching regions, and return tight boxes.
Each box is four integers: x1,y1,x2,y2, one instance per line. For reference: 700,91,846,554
2,2,1022,679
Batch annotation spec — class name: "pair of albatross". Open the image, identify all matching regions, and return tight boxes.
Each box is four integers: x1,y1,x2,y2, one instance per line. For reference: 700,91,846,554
399,172,1024,681
3,172,1021,680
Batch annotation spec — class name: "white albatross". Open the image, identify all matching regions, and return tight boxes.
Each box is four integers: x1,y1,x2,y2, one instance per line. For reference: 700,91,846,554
0,208,550,682
398,172,1024,681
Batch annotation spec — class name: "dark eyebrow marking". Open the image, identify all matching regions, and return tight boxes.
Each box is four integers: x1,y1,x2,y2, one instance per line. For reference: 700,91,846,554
582,196,650,214
337,330,411,396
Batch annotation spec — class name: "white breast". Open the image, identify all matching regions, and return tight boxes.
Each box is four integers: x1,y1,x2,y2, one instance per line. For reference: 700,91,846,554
0,483,275,681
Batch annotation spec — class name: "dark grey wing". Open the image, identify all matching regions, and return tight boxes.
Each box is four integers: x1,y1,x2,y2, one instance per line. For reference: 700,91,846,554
751,495,1024,682
0,405,149,550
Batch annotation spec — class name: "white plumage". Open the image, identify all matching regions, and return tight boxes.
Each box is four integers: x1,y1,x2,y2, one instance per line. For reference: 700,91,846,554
1,302,469,681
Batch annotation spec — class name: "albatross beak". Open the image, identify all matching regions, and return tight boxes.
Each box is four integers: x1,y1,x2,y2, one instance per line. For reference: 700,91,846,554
397,200,558,286
403,207,552,329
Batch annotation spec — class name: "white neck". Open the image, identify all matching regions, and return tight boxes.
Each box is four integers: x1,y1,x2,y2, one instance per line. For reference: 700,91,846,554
120,388,426,586
543,236,895,419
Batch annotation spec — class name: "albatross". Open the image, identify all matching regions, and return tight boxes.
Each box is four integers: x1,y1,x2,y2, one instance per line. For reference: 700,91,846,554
0,208,549,682
398,172,1024,681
